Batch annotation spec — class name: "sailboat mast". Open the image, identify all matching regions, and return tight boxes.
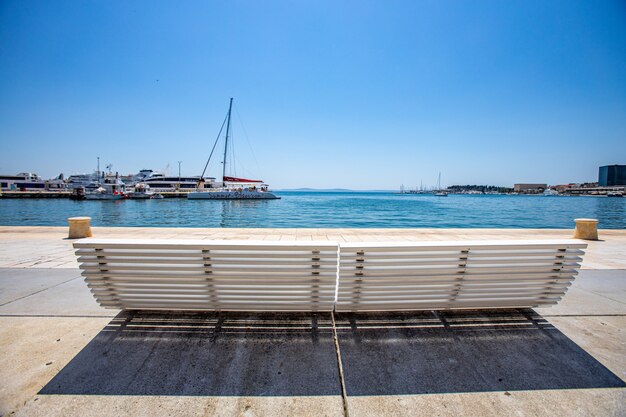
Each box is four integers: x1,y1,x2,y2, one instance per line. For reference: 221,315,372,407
222,97,234,183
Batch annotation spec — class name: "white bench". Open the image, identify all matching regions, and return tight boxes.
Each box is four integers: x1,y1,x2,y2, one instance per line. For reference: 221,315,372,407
74,238,586,312
337,240,586,311
74,239,339,312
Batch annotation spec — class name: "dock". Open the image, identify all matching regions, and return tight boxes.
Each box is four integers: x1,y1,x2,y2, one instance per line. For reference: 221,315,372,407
0,191,71,198
1,226,625,416
0,191,192,198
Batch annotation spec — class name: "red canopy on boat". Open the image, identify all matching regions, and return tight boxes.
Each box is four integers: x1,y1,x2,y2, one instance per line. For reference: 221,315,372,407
223,176,263,183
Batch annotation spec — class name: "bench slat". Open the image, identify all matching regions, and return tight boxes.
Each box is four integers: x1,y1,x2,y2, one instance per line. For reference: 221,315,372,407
340,249,585,259
78,257,338,266
76,250,338,259
340,257,582,266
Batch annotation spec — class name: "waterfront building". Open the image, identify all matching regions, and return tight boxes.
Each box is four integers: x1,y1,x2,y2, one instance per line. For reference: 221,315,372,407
599,165,626,186
552,184,577,193
513,183,547,193
565,185,624,196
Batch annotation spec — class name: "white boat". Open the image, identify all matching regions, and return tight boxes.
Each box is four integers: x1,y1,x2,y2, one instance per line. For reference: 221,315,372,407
67,173,98,189
139,170,211,193
188,98,280,200
0,172,66,191
433,172,448,196
84,175,126,200
128,183,155,199
543,188,559,196
85,187,124,200
188,184,279,200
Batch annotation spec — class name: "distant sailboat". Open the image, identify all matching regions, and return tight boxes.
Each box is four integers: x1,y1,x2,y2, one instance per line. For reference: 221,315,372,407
434,172,448,196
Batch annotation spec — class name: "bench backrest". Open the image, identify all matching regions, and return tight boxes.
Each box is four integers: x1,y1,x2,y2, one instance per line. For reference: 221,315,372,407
337,240,586,311
74,238,586,312
74,239,339,312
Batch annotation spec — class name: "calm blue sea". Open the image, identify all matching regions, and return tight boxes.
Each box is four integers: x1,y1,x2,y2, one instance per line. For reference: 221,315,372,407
0,192,624,229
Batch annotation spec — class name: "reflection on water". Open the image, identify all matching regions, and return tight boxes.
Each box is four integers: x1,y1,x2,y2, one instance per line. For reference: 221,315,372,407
593,197,626,227
215,199,273,228
0,193,624,229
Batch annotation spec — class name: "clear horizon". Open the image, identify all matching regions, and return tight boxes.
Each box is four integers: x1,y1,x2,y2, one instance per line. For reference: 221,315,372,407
1,1,625,189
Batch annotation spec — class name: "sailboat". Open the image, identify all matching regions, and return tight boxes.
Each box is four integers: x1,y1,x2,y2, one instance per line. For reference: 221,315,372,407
187,98,280,200
434,172,448,196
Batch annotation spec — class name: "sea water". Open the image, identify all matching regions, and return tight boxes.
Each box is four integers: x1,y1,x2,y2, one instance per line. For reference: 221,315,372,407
0,192,624,229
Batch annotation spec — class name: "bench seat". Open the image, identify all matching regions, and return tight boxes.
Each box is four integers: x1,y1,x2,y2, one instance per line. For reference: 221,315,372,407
74,238,338,312
337,240,586,311
74,238,586,312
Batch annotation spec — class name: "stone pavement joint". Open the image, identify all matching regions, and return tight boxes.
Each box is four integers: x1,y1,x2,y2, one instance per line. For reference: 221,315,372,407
331,311,350,417
0,275,81,307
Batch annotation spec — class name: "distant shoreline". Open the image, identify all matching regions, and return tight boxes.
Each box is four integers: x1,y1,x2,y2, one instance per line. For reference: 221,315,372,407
276,188,395,192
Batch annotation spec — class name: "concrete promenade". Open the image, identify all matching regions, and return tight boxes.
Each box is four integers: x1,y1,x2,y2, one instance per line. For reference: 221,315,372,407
0,226,625,416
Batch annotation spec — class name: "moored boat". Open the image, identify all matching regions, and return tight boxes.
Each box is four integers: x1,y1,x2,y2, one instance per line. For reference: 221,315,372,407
69,187,86,200
433,172,448,196
128,183,154,199
188,98,280,200
141,172,210,193
84,176,126,200
0,172,66,192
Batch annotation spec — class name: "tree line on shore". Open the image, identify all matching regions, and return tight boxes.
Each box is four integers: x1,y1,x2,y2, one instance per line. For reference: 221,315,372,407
447,185,514,193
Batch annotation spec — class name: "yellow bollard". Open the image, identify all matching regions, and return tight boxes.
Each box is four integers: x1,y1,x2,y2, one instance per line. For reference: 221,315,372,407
573,218,598,240
68,217,93,239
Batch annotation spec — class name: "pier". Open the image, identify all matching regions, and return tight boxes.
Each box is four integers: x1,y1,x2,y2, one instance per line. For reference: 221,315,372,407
0,226,624,416
0,191,71,198
0,191,192,198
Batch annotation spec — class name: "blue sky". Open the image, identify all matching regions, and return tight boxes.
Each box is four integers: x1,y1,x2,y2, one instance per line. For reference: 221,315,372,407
1,0,625,189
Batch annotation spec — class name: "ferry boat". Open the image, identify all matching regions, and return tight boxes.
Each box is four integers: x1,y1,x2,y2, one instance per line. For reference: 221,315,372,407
142,172,211,193
0,173,66,191
188,98,279,200
66,173,98,189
